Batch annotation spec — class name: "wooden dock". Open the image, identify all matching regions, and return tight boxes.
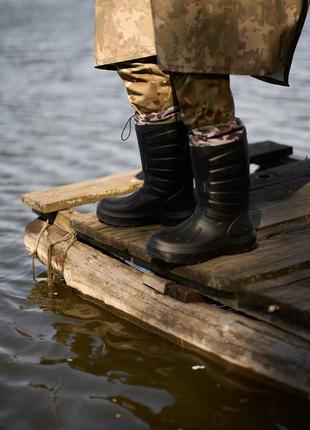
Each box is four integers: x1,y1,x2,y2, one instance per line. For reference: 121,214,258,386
22,141,310,396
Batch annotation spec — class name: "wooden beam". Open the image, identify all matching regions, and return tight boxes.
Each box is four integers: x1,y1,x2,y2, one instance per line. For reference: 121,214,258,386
248,141,293,167
251,159,310,191
21,169,141,214
24,218,310,395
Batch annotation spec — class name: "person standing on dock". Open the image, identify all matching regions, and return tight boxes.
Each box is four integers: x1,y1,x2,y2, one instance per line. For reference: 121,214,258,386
94,0,309,265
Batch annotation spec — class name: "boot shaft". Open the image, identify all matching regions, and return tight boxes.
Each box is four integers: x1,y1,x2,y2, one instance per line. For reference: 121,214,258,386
135,122,192,195
190,136,250,220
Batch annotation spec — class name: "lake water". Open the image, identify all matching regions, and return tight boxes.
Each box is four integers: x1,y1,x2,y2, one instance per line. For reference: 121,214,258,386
0,1,309,429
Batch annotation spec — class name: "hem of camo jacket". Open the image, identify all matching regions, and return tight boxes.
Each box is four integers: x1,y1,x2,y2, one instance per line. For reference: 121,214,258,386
157,60,288,86
94,54,157,70
189,118,246,147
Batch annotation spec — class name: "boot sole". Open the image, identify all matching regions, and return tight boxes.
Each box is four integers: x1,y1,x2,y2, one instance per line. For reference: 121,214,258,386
147,236,258,266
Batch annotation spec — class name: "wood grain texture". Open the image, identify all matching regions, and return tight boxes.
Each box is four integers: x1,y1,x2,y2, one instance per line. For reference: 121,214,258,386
174,218,310,292
21,169,141,213
53,195,310,294
251,178,310,229
21,142,297,214
24,218,310,395
142,272,172,294
238,269,310,329
47,168,310,340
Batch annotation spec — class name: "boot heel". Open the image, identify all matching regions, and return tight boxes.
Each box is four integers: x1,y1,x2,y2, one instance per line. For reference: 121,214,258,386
225,237,258,255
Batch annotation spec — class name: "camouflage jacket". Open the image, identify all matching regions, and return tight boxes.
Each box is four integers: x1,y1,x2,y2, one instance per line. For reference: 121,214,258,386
94,0,309,86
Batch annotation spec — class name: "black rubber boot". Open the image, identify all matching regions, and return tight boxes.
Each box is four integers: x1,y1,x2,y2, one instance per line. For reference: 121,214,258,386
146,135,257,265
96,121,196,226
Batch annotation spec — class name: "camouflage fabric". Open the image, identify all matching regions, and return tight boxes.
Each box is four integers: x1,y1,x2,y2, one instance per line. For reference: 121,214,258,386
117,62,180,124
151,0,309,86
190,119,246,147
95,0,308,86
172,73,241,145
94,0,155,68
118,62,240,146
172,74,235,130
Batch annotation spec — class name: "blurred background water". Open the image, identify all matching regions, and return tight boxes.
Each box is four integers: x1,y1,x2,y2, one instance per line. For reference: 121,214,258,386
0,1,309,429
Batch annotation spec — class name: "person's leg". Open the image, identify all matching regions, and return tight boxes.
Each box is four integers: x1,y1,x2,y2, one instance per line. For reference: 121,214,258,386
96,62,196,227
147,74,257,264
172,73,244,146
117,61,180,125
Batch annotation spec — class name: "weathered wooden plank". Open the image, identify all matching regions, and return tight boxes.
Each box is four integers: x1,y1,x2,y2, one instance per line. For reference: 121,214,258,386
251,181,310,229
21,143,297,214
238,269,310,329
24,218,310,395
54,174,310,237
54,209,310,340
53,177,310,293
174,218,310,292
251,159,310,191
66,212,161,254
142,272,172,294
21,169,141,213
248,141,293,167
49,219,310,302
166,284,205,303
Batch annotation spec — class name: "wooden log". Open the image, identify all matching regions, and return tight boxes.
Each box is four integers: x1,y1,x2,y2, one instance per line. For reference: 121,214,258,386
24,218,310,396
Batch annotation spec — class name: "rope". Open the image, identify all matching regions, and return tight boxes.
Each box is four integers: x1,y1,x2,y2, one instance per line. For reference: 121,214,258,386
121,114,135,141
47,230,77,286
60,231,77,274
31,220,50,282
31,219,78,286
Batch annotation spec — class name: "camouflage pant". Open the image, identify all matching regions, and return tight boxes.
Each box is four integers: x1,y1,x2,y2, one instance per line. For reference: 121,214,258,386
117,62,245,146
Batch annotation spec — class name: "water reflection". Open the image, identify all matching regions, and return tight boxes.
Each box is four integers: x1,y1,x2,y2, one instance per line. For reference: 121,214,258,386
24,275,310,430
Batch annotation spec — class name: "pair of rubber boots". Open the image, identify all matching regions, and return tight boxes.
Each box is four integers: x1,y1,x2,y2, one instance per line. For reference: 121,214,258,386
96,121,257,265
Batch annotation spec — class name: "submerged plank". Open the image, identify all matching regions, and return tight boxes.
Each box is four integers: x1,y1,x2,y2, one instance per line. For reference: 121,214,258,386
24,218,310,396
21,142,297,214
